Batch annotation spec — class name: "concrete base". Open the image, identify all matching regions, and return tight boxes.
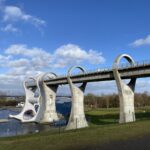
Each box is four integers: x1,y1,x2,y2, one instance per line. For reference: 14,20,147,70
35,73,59,123
113,54,136,123
118,81,136,123
66,66,88,130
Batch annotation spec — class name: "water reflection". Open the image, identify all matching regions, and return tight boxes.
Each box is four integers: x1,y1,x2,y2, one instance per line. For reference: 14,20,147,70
0,101,71,137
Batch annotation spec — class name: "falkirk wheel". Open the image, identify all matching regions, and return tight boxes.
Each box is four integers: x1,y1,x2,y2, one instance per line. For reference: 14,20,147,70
8,53,138,130
9,73,59,124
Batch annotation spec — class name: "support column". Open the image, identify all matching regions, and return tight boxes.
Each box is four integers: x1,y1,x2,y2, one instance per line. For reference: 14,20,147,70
66,66,88,130
113,54,136,123
35,73,59,123
9,77,38,122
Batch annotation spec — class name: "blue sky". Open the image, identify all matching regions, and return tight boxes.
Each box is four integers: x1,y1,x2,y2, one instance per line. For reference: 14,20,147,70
0,0,150,95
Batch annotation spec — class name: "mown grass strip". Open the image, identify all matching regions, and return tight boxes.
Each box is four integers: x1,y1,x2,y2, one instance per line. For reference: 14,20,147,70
0,108,150,150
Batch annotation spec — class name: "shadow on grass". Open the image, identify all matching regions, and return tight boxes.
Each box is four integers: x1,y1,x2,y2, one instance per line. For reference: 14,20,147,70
86,111,150,125
86,113,119,125
136,111,150,120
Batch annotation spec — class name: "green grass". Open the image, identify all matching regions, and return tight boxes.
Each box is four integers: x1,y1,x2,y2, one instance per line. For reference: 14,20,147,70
0,107,150,150
86,108,119,125
86,107,150,125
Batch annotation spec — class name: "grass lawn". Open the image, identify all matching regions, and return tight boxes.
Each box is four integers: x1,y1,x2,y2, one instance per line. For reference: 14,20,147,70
0,107,150,150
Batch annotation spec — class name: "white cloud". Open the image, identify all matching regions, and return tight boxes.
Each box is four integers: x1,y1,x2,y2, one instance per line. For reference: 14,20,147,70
0,44,51,92
4,43,105,72
54,44,105,68
5,44,51,58
7,58,29,67
1,24,19,32
0,50,45,94
0,43,149,96
3,6,46,27
0,73,24,95
7,67,42,77
3,6,23,21
0,43,107,94
0,1,46,34
5,44,52,70
0,54,11,67
130,35,150,47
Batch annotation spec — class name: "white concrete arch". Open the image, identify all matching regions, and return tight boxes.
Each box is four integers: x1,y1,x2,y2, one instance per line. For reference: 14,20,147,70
113,54,136,123
113,54,135,67
66,66,88,130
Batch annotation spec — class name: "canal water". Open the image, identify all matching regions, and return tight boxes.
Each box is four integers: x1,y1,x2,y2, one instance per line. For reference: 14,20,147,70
0,100,71,137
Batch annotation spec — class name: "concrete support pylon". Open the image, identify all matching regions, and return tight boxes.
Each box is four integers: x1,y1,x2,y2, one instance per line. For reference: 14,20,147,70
113,54,136,123
35,73,59,123
9,77,39,122
66,66,88,130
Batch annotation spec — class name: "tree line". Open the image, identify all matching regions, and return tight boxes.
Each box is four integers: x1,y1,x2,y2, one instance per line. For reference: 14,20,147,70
84,92,150,108
0,96,24,107
0,92,150,108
